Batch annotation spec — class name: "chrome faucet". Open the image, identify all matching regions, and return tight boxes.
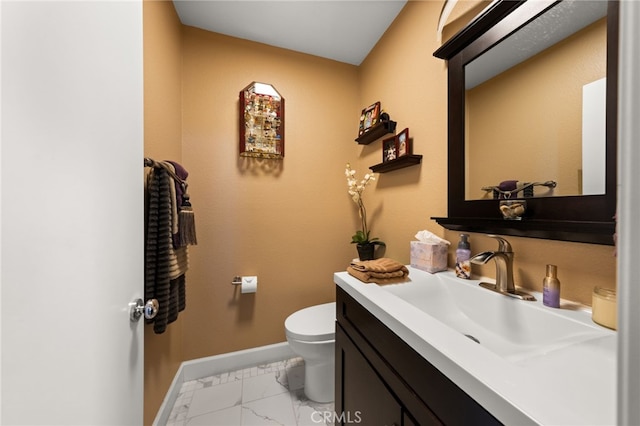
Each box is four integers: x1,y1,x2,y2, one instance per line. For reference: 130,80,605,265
470,235,535,301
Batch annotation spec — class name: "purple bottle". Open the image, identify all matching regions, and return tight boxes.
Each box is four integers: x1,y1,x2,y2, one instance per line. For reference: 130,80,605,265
543,264,561,308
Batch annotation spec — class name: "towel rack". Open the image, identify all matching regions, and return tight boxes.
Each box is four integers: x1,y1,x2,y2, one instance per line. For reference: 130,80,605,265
481,180,556,199
144,157,187,190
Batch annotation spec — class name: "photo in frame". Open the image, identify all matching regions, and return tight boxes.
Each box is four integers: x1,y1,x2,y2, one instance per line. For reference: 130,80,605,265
397,128,410,157
359,101,381,136
382,135,398,162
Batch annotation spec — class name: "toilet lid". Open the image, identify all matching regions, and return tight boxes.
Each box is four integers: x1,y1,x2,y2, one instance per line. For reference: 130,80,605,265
285,302,335,342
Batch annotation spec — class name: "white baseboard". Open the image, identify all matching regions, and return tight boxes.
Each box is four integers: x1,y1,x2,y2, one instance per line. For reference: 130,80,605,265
153,342,294,425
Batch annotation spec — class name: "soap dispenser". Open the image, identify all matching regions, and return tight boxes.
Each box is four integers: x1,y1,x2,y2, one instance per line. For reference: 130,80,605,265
455,234,471,279
543,264,561,308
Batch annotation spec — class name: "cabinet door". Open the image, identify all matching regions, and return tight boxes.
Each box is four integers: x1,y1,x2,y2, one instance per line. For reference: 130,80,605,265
336,286,499,425
336,323,403,426
403,412,418,426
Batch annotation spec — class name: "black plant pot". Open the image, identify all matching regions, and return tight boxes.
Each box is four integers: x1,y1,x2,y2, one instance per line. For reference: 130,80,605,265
356,243,375,261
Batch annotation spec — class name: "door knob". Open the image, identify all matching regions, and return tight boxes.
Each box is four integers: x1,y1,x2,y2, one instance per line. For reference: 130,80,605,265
130,298,159,322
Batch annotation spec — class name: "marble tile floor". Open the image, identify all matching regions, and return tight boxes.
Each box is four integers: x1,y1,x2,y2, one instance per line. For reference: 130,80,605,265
165,357,335,426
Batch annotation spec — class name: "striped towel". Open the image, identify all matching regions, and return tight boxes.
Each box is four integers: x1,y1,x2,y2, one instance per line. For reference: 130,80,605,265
145,167,187,334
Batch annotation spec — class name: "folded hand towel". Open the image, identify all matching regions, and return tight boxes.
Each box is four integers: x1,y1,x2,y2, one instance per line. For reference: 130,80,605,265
347,258,409,284
350,257,408,273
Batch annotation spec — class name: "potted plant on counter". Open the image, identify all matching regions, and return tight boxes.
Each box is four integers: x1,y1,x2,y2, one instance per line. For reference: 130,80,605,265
345,163,385,260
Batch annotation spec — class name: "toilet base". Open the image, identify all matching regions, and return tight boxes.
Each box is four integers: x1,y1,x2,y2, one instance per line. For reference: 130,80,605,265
303,359,335,403
284,302,337,404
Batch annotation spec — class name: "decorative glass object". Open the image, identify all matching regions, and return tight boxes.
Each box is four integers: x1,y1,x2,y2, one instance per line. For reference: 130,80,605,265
499,199,527,220
239,82,284,159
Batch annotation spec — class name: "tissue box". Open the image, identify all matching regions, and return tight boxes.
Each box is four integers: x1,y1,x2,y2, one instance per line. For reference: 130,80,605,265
410,241,448,273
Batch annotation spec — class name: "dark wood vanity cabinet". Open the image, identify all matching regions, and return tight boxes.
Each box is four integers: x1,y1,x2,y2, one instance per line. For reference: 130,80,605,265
336,326,406,425
335,286,501,425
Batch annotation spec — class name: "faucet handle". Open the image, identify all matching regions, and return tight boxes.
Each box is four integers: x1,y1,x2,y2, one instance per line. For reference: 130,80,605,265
487,234,512,252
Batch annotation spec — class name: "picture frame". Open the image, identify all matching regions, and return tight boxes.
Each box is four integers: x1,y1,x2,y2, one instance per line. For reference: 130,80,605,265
239,82,284,159
359,101,381,136
382,135,398,162
397,128,410,157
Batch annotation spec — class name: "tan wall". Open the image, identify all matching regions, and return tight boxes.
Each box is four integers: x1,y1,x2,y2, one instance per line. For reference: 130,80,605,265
356,0,449,260
179,27,360,360
143,1,184,424
359,0,616,304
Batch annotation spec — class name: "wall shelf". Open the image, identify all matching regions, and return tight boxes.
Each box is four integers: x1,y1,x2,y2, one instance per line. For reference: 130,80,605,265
355,120,397,145
370,154,422,173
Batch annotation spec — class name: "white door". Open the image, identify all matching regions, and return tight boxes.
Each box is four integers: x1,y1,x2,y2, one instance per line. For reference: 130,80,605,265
618,2,640,424
1,1,144,424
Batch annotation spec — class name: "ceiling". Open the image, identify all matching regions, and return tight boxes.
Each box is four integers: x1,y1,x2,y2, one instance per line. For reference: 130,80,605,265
172,0,407,66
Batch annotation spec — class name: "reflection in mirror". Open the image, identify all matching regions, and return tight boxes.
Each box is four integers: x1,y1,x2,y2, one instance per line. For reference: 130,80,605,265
432,0,617,245
465,0,608,200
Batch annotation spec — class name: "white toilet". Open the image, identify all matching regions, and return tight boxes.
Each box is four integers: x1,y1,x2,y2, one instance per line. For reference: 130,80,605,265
284,302,336,403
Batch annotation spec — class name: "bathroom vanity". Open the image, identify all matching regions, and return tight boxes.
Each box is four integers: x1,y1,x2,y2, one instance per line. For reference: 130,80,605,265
335,285,498,425
334,267,617,425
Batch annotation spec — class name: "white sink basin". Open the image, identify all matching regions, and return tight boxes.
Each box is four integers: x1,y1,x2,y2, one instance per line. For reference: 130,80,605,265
334,267,617,425
382,272,609,362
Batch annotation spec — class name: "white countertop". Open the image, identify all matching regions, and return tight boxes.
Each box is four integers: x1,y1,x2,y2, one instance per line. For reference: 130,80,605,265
334,267,617,425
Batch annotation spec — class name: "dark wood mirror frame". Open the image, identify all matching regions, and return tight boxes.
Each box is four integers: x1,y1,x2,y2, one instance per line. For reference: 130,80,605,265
432,0,618,245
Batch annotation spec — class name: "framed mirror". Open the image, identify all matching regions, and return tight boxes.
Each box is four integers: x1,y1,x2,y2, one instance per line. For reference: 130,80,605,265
433,0,618,245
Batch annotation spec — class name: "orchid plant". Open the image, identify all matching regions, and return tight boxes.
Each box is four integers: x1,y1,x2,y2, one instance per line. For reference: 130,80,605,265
345,163,385,247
